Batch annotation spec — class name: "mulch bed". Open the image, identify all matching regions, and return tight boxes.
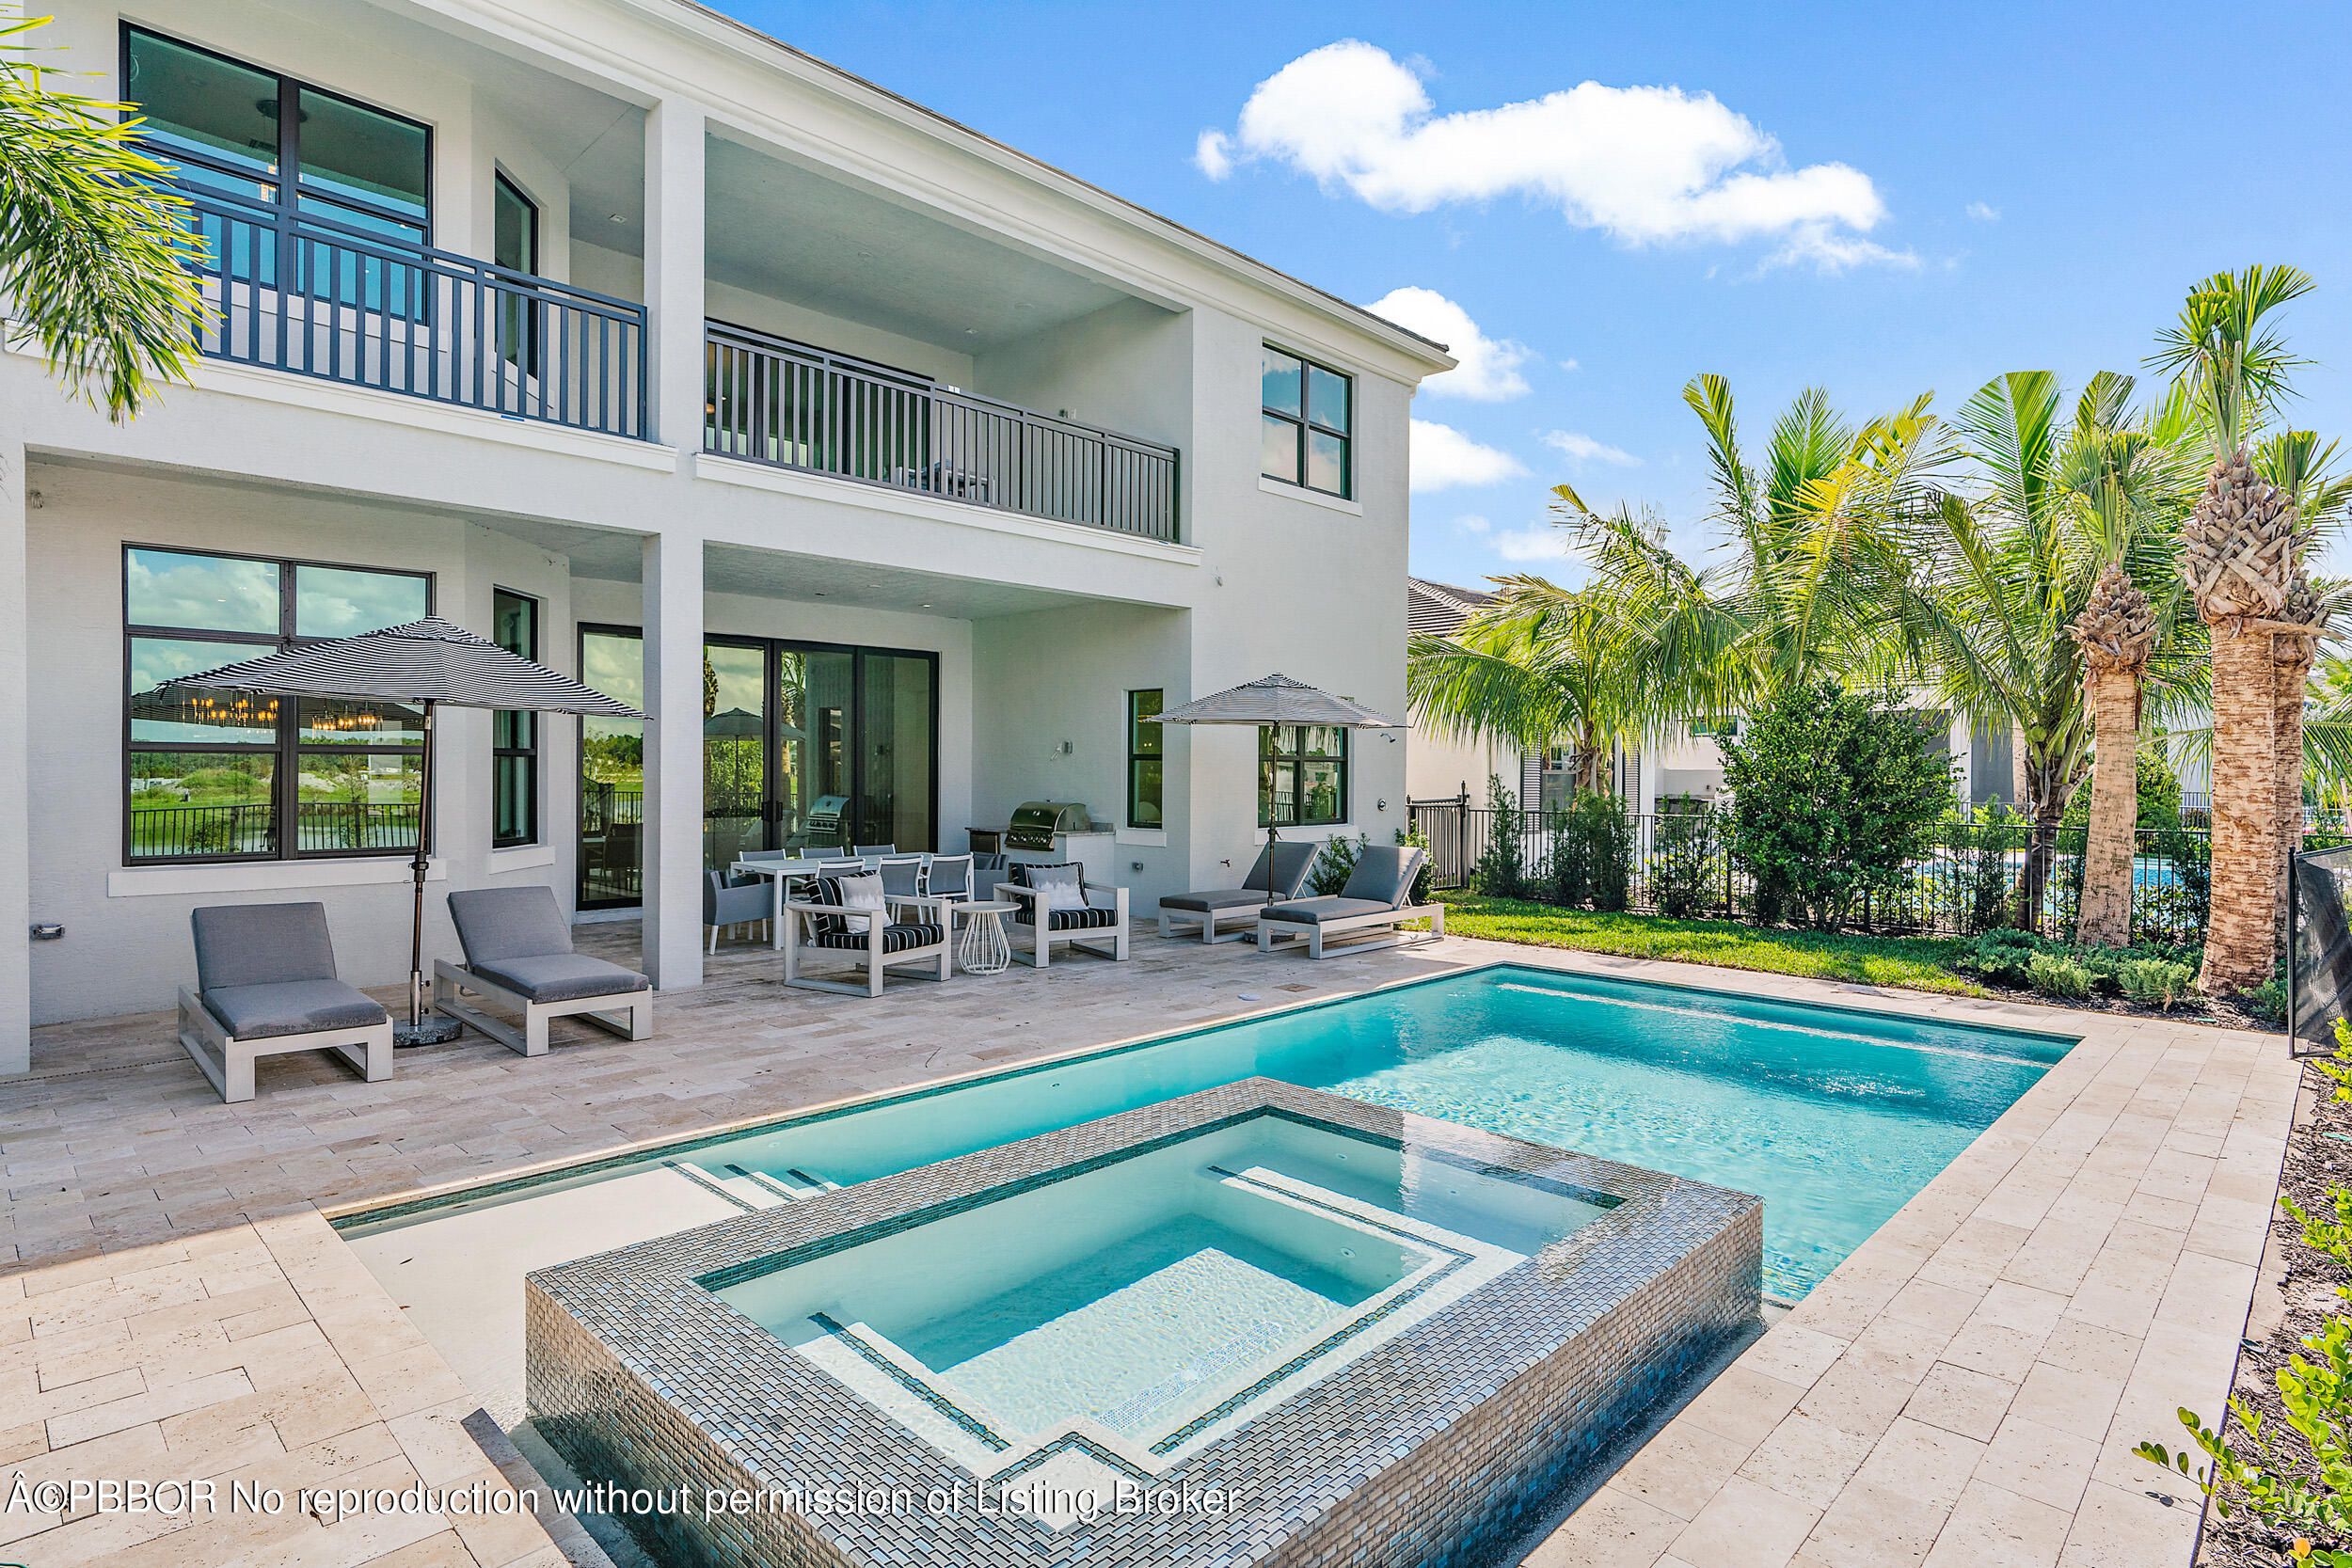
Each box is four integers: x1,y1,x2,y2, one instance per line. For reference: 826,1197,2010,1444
1964,979,2278,1033
2195,1058,2351,1565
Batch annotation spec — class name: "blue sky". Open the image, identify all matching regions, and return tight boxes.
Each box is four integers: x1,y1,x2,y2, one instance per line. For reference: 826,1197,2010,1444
717,0,2352,586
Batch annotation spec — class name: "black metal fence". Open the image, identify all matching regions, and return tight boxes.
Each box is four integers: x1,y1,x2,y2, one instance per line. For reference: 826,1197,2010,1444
2293,843,2352,1050
181,182,648,438
131,801,420,859
704,321,1181,542
1407,798,2219,943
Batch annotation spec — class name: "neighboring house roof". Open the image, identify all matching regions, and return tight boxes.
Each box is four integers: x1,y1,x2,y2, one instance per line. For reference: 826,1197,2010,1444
1406,577,1500,639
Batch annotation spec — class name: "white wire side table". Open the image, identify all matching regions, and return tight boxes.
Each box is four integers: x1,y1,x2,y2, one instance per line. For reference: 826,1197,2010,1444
954,900,1019,975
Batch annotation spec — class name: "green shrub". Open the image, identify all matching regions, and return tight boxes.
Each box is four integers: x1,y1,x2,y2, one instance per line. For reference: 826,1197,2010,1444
1581,794,1632,912
2116,958,2195,1010
1392,825,1435,905
1473,774,1527,898
1652,811,1720,918
1542,804,1588,908
1721,680,1955,930
1309,832,1364,896
2026,951,2095,1000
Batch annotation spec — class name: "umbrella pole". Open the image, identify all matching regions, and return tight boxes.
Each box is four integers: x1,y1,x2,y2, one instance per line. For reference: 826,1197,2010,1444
396,699,460,1047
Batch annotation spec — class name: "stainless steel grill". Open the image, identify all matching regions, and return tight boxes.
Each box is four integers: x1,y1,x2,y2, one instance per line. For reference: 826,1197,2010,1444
1006,800,1093,851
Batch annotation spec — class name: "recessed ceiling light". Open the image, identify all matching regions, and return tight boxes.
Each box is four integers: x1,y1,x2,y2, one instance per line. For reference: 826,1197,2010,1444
965,328,977,336
608,212,625,223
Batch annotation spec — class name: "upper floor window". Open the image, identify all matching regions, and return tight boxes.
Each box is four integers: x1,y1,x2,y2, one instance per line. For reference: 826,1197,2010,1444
124,546,431,864
1261,346,1352,499
122,24,432,245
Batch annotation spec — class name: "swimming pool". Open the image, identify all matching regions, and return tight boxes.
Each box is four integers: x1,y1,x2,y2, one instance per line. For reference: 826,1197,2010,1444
353,964,2074,1301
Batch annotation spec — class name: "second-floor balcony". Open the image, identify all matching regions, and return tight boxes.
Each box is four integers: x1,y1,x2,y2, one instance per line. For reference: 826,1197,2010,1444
182,180,649,439
702,321,1181,544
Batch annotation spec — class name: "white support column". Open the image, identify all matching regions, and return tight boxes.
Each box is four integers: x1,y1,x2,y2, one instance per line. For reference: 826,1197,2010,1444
641,531,704,990
0,439,27,1072
643,98,707,453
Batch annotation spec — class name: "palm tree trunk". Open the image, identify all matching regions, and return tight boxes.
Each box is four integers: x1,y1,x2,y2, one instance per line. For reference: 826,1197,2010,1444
2076,675,2140,945
2277,635,2312,937
2201,623,2282,991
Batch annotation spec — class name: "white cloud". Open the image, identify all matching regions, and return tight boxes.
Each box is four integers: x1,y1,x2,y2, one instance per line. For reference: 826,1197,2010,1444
1542,431,1639,467
1361,287,1531,400
1410,420,1527,492
1195,129,1233,180
1454,514,1491,534
1965,201,2000,222
1206,40,1910,270
1494,525,1580,562
1559,357,1581,372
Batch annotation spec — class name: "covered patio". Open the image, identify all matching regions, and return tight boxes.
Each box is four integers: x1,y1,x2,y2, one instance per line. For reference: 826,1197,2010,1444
0,924,2296,1568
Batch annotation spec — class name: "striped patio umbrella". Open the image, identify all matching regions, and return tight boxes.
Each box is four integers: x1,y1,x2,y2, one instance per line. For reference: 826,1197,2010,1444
170,617,643,1045
1156,673,1402,860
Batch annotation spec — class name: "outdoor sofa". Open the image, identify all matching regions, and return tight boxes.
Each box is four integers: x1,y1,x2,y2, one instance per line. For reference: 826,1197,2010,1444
1158,840,1323,942
1255,846,1444,958
435,886,653,1055
178,902,393,1103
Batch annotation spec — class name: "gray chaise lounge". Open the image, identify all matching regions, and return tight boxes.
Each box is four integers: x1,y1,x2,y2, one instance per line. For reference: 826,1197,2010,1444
179,902,393,1103
1255,846,1443,958
1158,840,1323,943
434,886,653,1055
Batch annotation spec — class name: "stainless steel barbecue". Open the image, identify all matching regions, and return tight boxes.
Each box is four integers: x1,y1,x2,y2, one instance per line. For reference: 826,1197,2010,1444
1005,800,1094,851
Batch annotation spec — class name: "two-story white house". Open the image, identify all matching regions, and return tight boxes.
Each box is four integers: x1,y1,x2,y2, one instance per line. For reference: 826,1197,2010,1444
0,0,1452,1071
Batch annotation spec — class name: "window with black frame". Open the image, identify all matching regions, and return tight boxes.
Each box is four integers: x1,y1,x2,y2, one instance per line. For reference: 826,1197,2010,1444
491,588,539,847
121,25,432,307
124,546,430,863
1127,689,1163,829
1259,724,1347,828
1261,345,1352,499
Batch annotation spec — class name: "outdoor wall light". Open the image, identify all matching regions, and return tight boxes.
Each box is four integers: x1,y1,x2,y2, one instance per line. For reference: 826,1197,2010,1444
30,924,62,941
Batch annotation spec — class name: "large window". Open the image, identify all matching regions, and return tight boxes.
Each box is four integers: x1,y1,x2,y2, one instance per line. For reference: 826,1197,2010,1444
1127,689,1164,829
1261,345,1352,499
125,546,431,863
1260,724,1347,829
121,24,432,248
491,589,539,847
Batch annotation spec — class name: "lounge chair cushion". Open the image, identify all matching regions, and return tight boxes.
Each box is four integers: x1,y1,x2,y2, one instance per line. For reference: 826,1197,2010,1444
1013,905,1120,931
191,902,340,990
1260,896,1401,927
448,886,574,964
809,875,887,936
202,978,389,1039
1159,889,1276,913
1339,846,1421,910
470,954,649,1004
810,923,946,954
1009,863,1086,909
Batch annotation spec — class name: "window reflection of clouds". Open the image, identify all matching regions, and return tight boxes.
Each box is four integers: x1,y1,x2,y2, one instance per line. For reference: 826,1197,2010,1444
582,634,644,711
126,549,278,634
129,637,279,742
294,565,429,637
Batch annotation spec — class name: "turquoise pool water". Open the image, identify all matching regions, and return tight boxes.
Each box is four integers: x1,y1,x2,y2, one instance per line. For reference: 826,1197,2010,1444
366,966,2073,1301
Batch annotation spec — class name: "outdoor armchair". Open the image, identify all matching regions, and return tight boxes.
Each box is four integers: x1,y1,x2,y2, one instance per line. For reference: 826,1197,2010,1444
781,873,954,996
705,869,771,953
179,902,393,1103
435,886,653,1056
1158,840,1322,943
995,862,1129,967
1255,847,1444,959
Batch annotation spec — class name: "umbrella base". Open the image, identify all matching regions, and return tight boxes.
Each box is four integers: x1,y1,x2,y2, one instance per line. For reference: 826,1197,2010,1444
393,1015,464,1048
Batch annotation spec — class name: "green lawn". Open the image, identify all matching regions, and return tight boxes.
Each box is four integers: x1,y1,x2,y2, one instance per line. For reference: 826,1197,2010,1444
1435,892,1994,997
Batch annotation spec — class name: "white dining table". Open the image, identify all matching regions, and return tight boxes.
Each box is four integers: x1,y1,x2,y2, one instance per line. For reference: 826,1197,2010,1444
730,854,932,950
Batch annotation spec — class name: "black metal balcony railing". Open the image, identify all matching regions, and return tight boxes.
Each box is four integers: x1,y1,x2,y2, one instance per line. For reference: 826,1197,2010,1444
178,182,648,439
703,321,1180,543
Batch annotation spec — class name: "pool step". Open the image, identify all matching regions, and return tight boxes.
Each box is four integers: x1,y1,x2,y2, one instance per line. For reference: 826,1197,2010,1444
669,1160,793,1211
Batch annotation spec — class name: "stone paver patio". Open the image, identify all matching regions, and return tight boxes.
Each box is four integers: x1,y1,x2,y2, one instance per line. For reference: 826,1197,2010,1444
0,924,2302,1567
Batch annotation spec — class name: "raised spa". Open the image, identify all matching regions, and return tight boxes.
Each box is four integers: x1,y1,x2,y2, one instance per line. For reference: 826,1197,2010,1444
525,1080,1760,1568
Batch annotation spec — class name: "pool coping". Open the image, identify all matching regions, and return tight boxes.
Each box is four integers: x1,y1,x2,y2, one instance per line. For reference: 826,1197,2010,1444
523,1077,1765,1568
325,958,2081,1236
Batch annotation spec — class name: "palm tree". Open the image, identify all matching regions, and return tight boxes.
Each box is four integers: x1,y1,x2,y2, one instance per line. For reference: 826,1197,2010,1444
1559,374,1946,714
2063,376,2203,943
2150,266,2314,992
1407,577,1662,798
1,17,204,419
2257,434,2352,921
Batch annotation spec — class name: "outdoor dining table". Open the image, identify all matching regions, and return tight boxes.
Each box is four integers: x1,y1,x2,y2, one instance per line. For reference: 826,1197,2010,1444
730,852,937,950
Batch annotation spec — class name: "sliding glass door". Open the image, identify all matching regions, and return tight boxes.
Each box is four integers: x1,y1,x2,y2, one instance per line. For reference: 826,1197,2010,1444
576,629,936,907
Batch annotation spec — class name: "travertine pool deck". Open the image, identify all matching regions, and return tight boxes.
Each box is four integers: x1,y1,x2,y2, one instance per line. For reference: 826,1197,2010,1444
1,925,2301,1568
